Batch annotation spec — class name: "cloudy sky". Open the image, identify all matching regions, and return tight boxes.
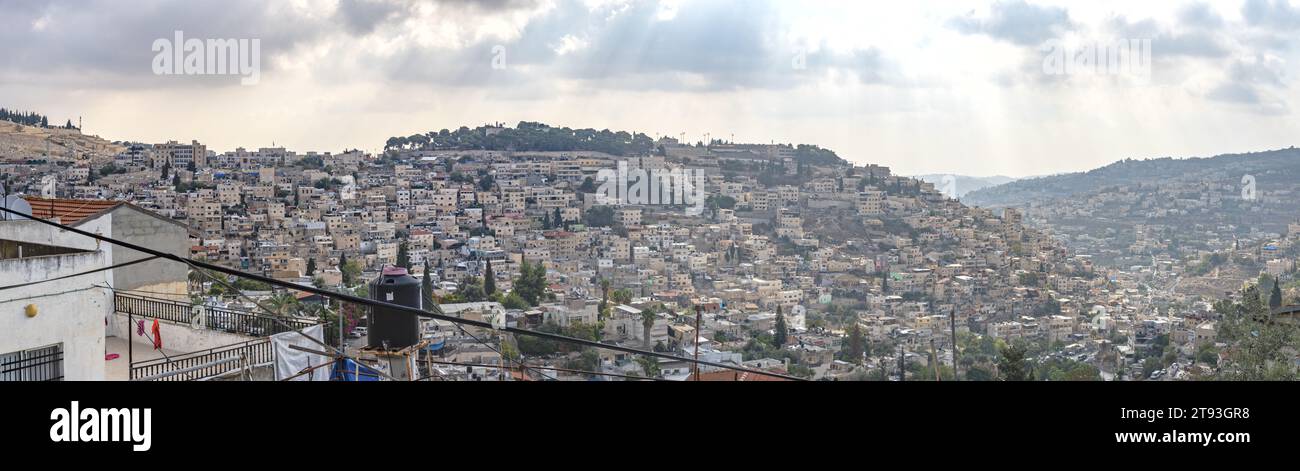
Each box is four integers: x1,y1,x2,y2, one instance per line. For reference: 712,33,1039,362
2,0,1298,176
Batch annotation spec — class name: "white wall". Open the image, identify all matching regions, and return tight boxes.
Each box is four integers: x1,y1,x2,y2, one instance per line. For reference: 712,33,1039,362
0,250,111,381
1,216,116,380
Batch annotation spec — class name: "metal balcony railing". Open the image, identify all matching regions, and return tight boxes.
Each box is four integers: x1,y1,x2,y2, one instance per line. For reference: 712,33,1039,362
130,338,271,381
114,293,316,337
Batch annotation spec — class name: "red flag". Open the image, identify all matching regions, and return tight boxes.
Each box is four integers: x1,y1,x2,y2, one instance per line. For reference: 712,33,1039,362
151,319,163,350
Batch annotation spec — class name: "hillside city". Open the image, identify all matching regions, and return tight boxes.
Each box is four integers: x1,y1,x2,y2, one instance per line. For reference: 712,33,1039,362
4,117,1295,382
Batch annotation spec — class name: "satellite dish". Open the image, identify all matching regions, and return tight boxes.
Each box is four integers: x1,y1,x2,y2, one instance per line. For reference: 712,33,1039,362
1,195,32,221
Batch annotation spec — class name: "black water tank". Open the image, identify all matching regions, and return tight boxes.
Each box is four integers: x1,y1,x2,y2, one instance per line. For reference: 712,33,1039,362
367,266,422,349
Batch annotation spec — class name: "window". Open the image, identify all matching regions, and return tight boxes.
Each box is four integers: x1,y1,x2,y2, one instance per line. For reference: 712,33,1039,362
1,343,64,381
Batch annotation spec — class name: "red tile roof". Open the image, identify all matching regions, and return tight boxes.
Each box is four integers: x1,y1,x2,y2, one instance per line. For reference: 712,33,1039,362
22,196,123,226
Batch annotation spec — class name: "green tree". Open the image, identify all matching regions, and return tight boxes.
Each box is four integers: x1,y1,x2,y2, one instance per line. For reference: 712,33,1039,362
774,305,789,347
501,292,529,310
421,260,434,305
640,307,656,349
513,260,546,306
635,356,661,378
584,206,615,227
305,258,317,276
499,338,520,361
998,344,1028,381
842,322,867,364
265,293,301,317
611,288,633,305
598,278,611,319
1196,344,1219,367
339,256,362,288
457,276,486,302
396,242,410,270
565,349,601,374
338,253,351,285
320,302,364,345
1270,281,1283,310
964,366,993,381
1214,285,1299,380
483,259,496,296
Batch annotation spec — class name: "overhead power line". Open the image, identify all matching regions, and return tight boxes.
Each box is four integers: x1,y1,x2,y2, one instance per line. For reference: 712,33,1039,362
0,206,803,381
420,289,558,381
0,255,159,291
420,358,667,382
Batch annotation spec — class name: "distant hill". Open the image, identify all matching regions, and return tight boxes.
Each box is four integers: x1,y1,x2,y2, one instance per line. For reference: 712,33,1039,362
385,121,655,156
912,174,1017,198
383,121,849,166
961,147,1300,251
963,148,1300,209
0,120,124,162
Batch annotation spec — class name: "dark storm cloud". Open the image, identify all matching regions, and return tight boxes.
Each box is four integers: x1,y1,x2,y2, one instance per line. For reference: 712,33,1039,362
336,0,408,34
335,0,540,35
949,0,1073,46
1206,56,1289,115
0,0,548,88
0,0,887,93
0,0,331,87
377,0,888,92
1242,0,1300,29
560,0,784,88
1178,2,1224,30
1107,16,1230,59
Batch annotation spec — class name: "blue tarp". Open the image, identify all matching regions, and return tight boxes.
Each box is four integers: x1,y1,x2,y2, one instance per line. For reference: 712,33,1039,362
425,338,445,352
330,358,382,381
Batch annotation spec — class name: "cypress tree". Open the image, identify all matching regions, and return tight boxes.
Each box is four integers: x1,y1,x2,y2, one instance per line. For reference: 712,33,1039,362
1270,282,1283,310
484,259,496,296
396,241,410,270
339,253,352,287
774,305,788,346
422,260,434,305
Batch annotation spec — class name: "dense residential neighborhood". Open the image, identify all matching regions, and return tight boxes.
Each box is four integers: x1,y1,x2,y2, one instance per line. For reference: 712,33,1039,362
10,0,1300,461
6,120,1293,381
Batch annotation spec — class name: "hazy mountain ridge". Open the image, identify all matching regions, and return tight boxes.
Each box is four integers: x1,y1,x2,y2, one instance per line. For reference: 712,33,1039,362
963,147,1300,208
912,174,1017,198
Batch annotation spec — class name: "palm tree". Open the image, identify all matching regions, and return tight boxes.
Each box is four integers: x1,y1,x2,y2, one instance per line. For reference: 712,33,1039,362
265,293,301,318
598,278,611,318
301,303,333,320
640,307,656,349
187,269,205,294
